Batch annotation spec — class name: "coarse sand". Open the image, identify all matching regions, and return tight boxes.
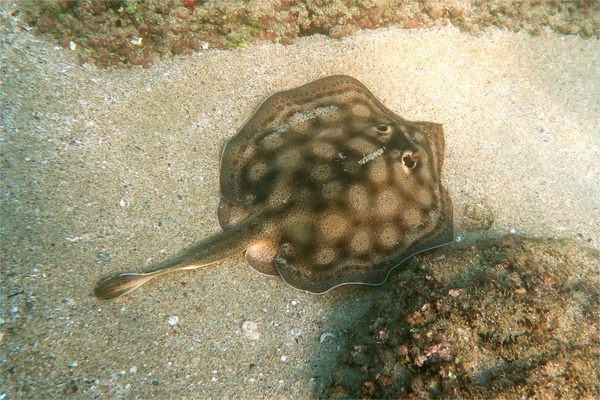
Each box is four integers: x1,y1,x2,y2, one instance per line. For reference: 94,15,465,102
1,8,599,399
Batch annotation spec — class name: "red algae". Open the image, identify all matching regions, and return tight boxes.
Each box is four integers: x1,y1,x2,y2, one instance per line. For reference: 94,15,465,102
16,0,600,68
319,235,600,399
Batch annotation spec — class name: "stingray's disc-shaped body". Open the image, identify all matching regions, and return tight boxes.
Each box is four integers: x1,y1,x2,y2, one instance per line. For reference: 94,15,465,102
94,75,452,300
218,75,452,294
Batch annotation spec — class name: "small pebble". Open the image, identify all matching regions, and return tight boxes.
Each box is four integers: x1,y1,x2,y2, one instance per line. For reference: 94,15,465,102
167,316,179,326
63,298,75,307
290,328,302,338
319,333,336,344
129,366,137,374
242,320,260,340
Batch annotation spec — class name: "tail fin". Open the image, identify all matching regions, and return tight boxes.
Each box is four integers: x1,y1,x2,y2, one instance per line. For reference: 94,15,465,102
93,220,262,300
94,272,157,300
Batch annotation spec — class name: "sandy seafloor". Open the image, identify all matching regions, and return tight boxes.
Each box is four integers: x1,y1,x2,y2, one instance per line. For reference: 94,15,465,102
1,9,599,399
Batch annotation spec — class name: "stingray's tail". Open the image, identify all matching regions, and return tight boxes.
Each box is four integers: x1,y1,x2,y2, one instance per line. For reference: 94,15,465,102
94,272,162,300
94,222,261,300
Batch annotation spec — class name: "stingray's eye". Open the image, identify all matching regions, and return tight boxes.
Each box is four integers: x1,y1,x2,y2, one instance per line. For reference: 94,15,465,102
402,151,419,169
376,124,392,134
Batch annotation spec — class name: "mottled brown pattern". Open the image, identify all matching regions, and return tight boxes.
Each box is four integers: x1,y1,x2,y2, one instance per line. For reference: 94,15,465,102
94,75,452,300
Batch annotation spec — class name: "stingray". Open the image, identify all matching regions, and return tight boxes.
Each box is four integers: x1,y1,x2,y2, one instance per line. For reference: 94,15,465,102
94,75,453,300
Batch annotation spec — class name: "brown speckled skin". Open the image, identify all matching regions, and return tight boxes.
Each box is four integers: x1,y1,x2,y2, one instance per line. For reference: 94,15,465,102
94,75,452,300
220,75,452,293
